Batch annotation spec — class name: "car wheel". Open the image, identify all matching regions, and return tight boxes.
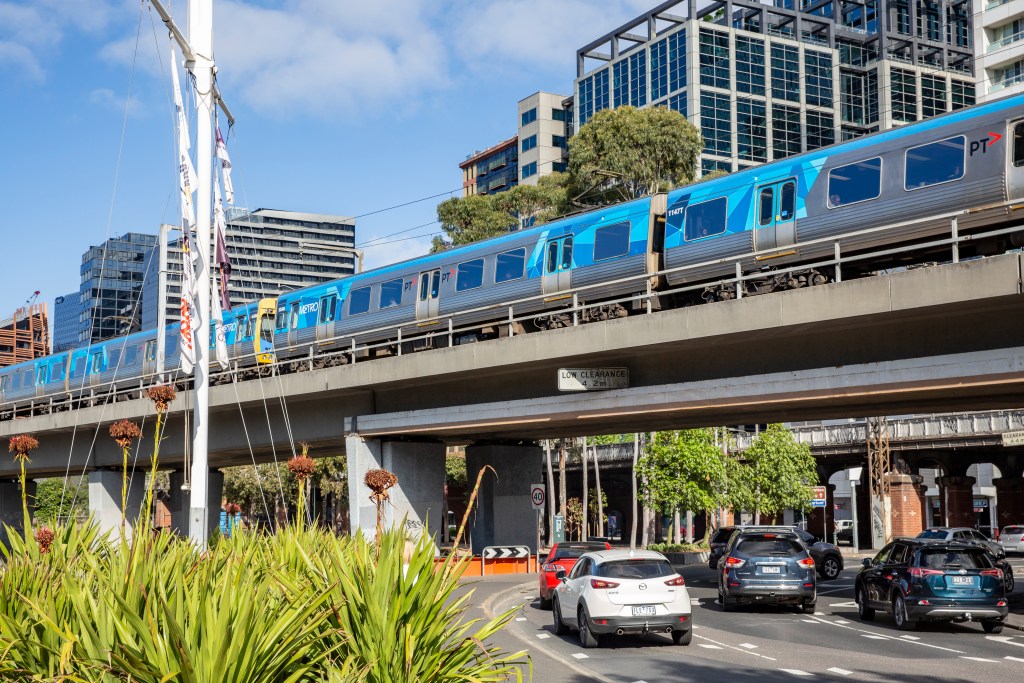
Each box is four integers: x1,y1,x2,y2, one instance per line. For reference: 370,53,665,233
552,598,569,635
539,593,552,610
672,628,692,645
856,586,875,621
819,556,841,581
892,594,916,631
578,606,600,648
801,600,816,614
719,587,733,612
1005,570,1015,594
982,620,1004,634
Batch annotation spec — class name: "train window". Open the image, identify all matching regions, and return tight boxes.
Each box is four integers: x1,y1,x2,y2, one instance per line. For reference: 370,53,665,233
109,349,121,368
457,258,484,292
0,375,6,392
780,182,795,220
21,370,31,387
684,197,728,241
431,270,441,298
289,302,300,329
71,356,85,379
1015,122,1024,167
545,241,559,274
318,294,337,324
235,315,246,338
593,222,631,261
380,278,404,308
144,340,157,363
276,305,288,330
348,287,371,316
247,315,256,338
90,351,103,374
561,237,573,270
125,346,138,366
828,157,881,207
495,248,526,283
905,136,965,191
758,187,773,226
36,366,47,386
50,362,65,382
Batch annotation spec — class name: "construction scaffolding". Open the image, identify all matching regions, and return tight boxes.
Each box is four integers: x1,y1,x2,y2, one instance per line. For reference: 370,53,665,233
0,303,50,368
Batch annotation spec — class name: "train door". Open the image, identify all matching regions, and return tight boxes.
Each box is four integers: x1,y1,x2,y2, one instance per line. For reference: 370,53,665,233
233,311,250,360
143,339,157,377
255,298,277,365
541,235,573,295
416,269,441,321
287,301,300,347
754,179,797,253
315,292,338,345
88,349,105,388
34,362,47,399
1008,119,1024,198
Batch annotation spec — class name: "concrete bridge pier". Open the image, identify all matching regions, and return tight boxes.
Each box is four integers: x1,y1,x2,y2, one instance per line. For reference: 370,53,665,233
887,473,927,538
0,479,34,547
168,470,223,537
465,442,542,555
936,475,977,528
88,468,145,538
345,435,445,549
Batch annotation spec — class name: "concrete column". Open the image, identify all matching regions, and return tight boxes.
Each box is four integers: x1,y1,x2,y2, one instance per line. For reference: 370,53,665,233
88,469,145,538
994,477,1024,529
887,473,927,538
169,470,223,538
0,479,34,547
465,442,542,554
345,435,445,549
936,475,976,528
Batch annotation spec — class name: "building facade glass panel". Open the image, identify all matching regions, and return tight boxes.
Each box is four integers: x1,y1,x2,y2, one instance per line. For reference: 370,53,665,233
771,43,801,102
668,31,687,92
651,39,668,101
805,50,833,106
736,35,766,94
891,68,918,123
700,91,732,157
737,97,768,162
806,110,835,150
772,104,803,158
669,91,687,117
614,60,629,107
921,75,947,118
630,51,647,107
700,29,731,89
951,80,975,109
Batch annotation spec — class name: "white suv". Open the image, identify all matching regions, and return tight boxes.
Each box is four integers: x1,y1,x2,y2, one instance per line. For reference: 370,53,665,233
551,549,692,648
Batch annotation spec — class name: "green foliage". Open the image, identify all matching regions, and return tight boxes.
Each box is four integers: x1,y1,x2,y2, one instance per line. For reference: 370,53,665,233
565,497,584,541
0,521,529,681
645,542,709,553
587,487,607,531
591,433,632,445
568,105,702,203
32,477,87,524
730,424,818,520
638,428,728,516
445,452,467,488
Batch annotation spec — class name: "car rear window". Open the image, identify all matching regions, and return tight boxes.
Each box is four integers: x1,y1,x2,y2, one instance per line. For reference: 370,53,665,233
917,530,948,539
711,528,735,544
1002,526,1024,535
595,559,674,580
918,549,993,569
551,543,608,560
735,537,804,555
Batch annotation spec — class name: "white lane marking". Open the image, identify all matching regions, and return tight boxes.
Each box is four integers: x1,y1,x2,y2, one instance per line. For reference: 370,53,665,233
801,619,817,624
571,653,589,659
691,599,701,605
814,612,826,616
817,587,855,595
987,635,1024,648
516,617,527,621
698,644,723,649
834,620,850,625
960,657,998,663
827,668,853,676
739,643,758,649
1005,656,1024,663
862,635,887,640
779,669,813,676
830,601,858,607
693,634,777,661
806,614,964,654
899,635,920,641
535,633,550,639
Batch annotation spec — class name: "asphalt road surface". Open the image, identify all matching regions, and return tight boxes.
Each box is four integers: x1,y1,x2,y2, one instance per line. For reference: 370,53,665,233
467,554,1024,682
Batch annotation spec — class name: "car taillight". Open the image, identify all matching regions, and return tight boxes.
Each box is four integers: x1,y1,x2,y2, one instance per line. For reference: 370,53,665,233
724,557,745,568
797,557,815,568
664,575,686,586
981,568,1004,580
590,579,619,589
910,567,943,578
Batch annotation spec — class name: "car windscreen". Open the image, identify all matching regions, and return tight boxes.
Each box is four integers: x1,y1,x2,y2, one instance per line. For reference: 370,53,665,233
594,559,675,580
711,528,734,544
916,530,948,539
551,544,606,560
1002,526,1024,535
918,549,993,569
735,537,804,555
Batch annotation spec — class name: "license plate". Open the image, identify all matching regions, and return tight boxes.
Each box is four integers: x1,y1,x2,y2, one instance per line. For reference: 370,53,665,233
951,576,974,586
631,605,656,616
761,566,782,574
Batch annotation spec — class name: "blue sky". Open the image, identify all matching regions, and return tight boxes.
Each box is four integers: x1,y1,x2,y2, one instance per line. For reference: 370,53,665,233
0,0,655,320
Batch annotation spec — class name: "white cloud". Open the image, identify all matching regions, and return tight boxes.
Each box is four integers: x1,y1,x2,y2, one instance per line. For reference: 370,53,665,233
89,87,146,116
0,0,118,78
0,40,44,82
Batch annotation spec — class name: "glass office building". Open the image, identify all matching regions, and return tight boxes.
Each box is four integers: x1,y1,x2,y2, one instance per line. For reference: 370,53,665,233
575,0,975,174
51,292,81,353
459,137,520,197
78,232,158,347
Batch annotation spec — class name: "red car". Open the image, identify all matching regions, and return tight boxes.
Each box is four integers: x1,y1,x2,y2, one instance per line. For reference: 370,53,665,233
538,541,611,608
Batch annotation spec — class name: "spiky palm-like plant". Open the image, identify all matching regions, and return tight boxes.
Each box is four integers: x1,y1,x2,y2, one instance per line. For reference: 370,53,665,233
143,385,176,527
109,420,142,527
8,434,39,538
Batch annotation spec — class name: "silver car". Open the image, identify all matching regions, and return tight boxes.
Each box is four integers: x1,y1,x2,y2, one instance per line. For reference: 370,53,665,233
916,528,1004,559
1001,525,1024,554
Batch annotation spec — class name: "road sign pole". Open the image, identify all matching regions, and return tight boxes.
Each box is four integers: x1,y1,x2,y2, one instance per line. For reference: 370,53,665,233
536,509,541,573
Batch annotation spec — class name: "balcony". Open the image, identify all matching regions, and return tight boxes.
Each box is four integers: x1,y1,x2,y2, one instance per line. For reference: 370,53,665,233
989,31,1024,52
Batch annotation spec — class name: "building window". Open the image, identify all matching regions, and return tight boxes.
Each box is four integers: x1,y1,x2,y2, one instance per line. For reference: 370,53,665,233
699,29,730,89
578,69,609,127
993,60,1024,90
684,197,728,241
735,35,765,95
737,98,767,162
613,59,629,108
456,258,484,292
651,38,668,101
700,92,731,157
552,108,567,122
379,278,403,309
553,161,567,173
495,248,527,283
951,81,975,109
521,108,537,126
905,136,965,190
348,287,371,316
629,50,647,107
668,30,686,93
828,157,882,207
593,222,631,261
806,111,834,151
921,75,946,118
891,68,917,123
552,135,566,149
521,135,537,153
522,162,537,179
669,91,687,117
804,50,833,107
770,43,800,102
918,0,941,42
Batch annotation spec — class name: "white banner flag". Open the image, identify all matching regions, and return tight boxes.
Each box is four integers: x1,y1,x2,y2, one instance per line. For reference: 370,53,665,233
216,125,234,204
179,229,199,375
213,181,231,371
172,46,196,227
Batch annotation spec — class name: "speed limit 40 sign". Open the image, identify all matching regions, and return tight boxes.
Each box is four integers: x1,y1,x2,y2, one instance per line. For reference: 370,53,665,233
531,484,546,510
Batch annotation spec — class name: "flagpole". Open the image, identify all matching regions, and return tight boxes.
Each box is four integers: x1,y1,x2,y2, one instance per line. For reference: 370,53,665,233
188,0,214,547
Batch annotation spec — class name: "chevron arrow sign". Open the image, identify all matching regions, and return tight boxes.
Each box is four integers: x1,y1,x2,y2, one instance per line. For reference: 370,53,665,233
483,546,530,559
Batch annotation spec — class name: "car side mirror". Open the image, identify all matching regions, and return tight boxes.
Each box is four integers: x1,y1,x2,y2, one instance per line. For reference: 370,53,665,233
862,558,872,568
555,568,567,581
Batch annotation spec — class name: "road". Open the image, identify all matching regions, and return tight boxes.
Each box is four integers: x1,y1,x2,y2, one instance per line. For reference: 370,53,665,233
468,554,1024,682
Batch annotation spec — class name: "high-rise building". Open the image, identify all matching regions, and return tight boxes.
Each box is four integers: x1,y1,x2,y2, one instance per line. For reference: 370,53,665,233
141,208,358,329
0,303,49,368
459,137,520,197
975,0,1024,101
51,292,81,354
78,232,159,347
575,0,976,174
518,92,571,185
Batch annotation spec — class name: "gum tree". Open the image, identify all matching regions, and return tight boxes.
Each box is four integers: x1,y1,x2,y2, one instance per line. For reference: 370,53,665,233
731,423,817,524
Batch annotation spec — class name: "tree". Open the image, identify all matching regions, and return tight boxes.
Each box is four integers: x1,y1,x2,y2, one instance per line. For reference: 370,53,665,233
568,105,702,203
731,424,817,523
445,452,467,488
33,477,87,524
637,428,728,543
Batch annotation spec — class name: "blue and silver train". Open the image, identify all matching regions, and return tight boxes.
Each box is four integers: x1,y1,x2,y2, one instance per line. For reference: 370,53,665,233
4,92,1024,415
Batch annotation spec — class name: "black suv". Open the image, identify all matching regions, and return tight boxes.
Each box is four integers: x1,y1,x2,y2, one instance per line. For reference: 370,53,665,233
718,527,817,613
855,538,1009,633
710,525,843,580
